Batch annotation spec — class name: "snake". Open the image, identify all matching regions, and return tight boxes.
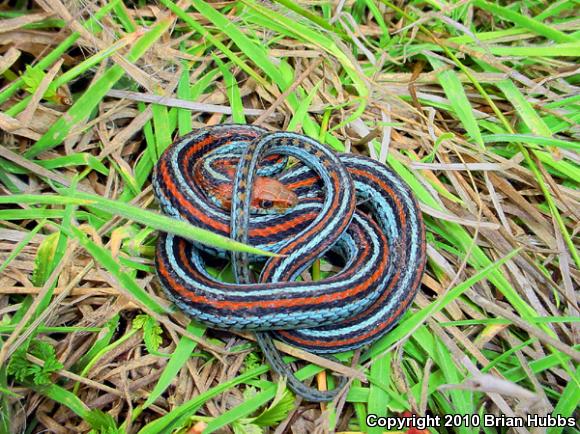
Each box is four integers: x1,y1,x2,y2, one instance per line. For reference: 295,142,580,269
152,124,426,401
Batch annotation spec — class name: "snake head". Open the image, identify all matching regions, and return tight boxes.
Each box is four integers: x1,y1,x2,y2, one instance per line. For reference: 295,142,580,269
196,161,298,214
209,174,298,214
250,176,298,214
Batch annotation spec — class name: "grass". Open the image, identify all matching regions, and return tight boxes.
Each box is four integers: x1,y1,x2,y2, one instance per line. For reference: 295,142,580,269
0,0,579,433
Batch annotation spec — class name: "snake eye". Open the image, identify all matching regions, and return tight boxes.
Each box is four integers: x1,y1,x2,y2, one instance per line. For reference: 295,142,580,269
261,200,274,209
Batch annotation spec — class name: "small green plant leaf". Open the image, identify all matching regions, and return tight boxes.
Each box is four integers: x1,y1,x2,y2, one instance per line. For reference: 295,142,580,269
22,65,57,101
232,422,263,434
251,386,294,427
31,232,61,286
7,339,63,385
242,352,261,373
85,409,127,434
132,314,163,353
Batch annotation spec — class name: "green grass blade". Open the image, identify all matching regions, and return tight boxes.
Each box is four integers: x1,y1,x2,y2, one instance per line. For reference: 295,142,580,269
0,192,275,256
548,366,580,434
366,353,391,434
365,248,521,360
137,365,270,434
473,0,575,43
483,134,579,151
270,0,348,39
428,57,484,148
158,0,268,87
0,0,121,105
287,81,321,132
67,225,168,314
24,18,172,158
203,384,277,433
142,322,206,409
177,64,193,135
214,57,245,124
0,220,47,274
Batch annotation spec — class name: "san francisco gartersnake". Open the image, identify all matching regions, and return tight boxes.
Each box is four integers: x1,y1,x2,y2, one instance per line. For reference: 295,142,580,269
153,124,426,401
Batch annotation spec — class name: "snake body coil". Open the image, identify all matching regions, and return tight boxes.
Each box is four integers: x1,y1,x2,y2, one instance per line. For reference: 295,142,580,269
153,125,426,400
